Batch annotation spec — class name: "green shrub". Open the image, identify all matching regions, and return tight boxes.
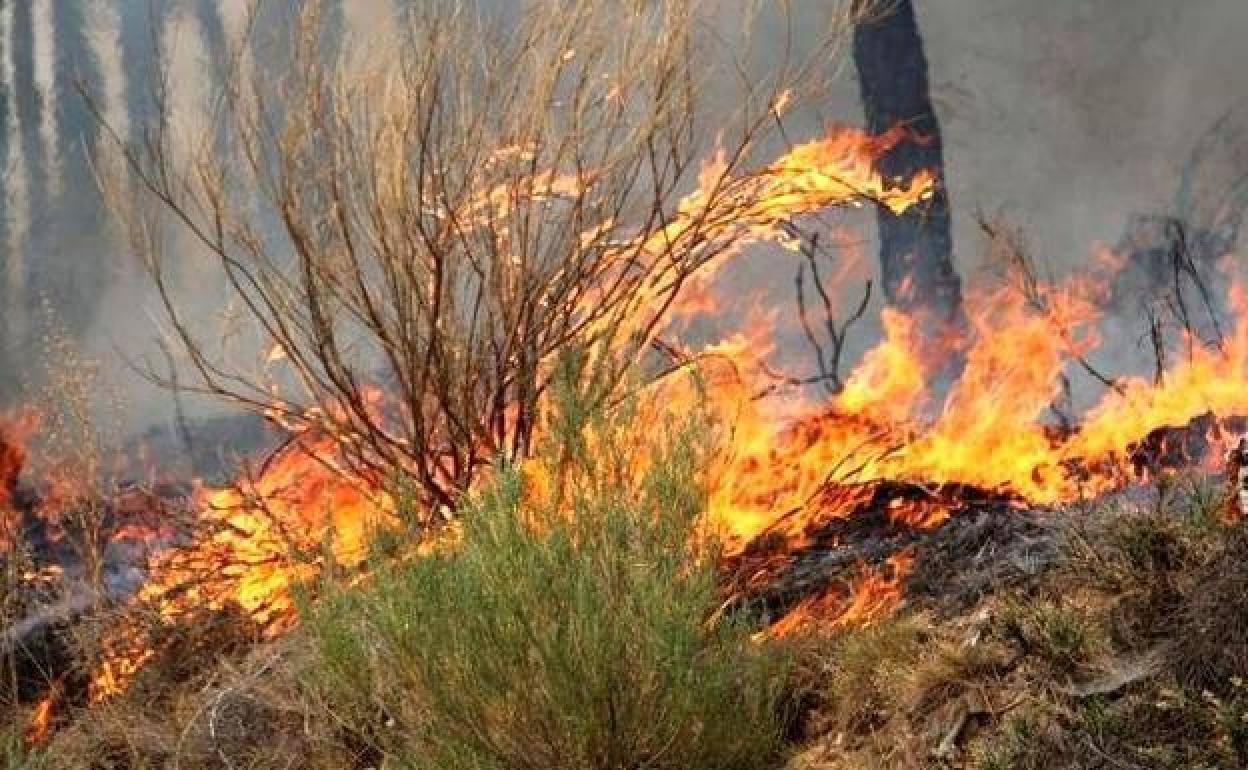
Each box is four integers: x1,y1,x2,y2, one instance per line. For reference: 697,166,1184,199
305,394,790,770
2,729,46,770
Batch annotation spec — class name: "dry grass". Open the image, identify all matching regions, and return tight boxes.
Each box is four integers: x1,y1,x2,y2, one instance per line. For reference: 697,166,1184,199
777,477,1248,769
30,638,356,770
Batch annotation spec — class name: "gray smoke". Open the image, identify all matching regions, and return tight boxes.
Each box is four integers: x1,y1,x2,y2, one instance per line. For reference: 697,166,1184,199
0,1,1244,452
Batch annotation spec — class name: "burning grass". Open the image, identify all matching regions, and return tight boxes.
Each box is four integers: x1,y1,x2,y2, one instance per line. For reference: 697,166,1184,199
8,388,802,769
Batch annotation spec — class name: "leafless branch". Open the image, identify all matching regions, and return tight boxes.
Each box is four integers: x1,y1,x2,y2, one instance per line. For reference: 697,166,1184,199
89,0,862,515
975,213,1124,395
789,223,873,395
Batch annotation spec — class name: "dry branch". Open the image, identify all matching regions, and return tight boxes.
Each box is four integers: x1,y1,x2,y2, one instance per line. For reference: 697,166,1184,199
93,0,866,514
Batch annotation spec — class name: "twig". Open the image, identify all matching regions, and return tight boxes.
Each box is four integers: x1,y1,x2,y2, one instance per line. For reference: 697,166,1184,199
1165,219,1225,352
1145,304,1168,386
786,222,874,395
975,214,1124,395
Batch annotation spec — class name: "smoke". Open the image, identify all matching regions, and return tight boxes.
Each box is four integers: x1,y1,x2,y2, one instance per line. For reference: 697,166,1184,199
694,1,1248,403
31,0,60,204
84,1,130,159
1,0,1247,450
340,0,399,50
216,0,253,82
161,6,210,172
1,2,31,350
913,0,1248,273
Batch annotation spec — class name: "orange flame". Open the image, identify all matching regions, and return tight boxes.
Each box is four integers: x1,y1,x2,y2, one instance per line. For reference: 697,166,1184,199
767,550,914,638
138,435,399,637
69,119,1248,699
23,689,56,748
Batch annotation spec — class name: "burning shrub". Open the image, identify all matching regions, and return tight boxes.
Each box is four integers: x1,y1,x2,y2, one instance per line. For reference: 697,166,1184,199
95,0,931,518
304,390,792,769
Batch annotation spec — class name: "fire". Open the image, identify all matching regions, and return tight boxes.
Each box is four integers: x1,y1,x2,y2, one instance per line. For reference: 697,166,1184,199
89,641,155,703
129,434,400,641
837,550,917,627
687,253,1248,558
1072,285,1248,463
767,551,915,638
581,123,935,352
23,691,55,747
15,117,1248,724
65,123,931,699
145,120,1247,639
0,410,37,523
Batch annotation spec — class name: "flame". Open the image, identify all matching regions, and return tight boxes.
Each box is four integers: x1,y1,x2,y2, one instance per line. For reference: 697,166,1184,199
0,410,37,505
137,434,400,636
43,119,1248,712
78,432,403,701
68,124,929,697
689,255,1236,553
89,641,155,703
767,550,914,638
836,551,916,627
579,123,935,353
1071,286,1248,463
23,692,55,748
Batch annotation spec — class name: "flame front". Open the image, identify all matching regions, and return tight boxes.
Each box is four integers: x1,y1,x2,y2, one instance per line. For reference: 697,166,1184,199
678,247,1233,555
56,122,1248,699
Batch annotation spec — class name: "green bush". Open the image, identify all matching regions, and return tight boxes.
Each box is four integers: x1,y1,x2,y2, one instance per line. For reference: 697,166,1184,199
2,729,46,770
305,395,790,770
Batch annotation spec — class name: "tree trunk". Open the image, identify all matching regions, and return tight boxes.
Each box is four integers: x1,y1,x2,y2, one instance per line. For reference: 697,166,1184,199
853,0,964,328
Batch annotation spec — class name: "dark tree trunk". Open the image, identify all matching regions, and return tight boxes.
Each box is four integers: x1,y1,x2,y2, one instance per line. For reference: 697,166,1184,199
853,0,964,327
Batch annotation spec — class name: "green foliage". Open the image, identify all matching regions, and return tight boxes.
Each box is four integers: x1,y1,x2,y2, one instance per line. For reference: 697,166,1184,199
305,390,791,770
1,730,46,770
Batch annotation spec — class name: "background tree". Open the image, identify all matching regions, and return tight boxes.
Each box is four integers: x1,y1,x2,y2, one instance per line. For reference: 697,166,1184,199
852,0,964,328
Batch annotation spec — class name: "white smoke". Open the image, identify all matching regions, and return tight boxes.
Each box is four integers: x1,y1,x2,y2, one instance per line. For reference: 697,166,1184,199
217,0,255,83
84,1,130,155
31,0,61,203
217,0,252,42
2,2,31,345
340,0,400,72
161,4,210,172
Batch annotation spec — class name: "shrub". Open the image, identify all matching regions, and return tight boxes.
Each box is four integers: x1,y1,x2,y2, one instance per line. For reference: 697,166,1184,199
305,390,791,770
103,0,851,513
1,729,46,770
